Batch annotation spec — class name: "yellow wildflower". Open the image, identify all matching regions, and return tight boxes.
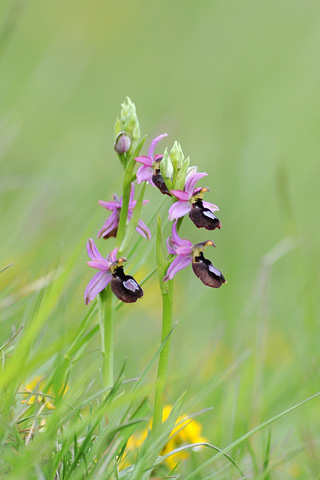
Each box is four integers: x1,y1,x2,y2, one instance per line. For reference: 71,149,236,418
161,405,208,469
121,405,208,470
21,376,68,410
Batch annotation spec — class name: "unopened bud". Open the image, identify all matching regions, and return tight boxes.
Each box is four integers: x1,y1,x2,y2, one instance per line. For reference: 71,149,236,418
170,141,184,171
115,97,140,142
114,132,131,154
174,156,191,190
160,148,174,179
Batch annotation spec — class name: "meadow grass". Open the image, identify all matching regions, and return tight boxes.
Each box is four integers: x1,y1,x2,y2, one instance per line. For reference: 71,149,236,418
1,0,320,478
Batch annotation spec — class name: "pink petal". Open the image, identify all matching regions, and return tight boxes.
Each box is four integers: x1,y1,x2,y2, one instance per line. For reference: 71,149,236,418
135,155,153,167
171,190,190,202
97,210,119,238
148,133,168,159
168,201,191,221
87,259,111,271
136,165,154,184
176,245,193,255
136,219,151,240
163,255,192,281
185,172,208,195
107,247,119,263
98,200,118,211
171,221,192,247
84,271,112,305
185,166,198,182
166,237,177,254
202,200,219,212
87,239,104,261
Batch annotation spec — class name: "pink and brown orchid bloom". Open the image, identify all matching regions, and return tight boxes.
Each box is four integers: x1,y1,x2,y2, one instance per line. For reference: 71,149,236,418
164,222,225,288
84,240,118,305
97,183,151,240
135,133,169,195
84,239,143,304
168,170,221,230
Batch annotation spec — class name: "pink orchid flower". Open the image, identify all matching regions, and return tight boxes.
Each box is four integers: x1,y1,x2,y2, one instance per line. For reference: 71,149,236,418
97,183,151,240
135,133,168,185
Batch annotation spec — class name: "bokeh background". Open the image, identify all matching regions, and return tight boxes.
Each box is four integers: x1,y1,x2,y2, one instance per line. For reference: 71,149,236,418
1,0,320,476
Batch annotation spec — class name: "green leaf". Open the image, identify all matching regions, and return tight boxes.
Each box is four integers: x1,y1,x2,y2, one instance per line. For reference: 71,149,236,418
124,134,147,174
0,263,13,274
185,391,320,479
153,441,245,478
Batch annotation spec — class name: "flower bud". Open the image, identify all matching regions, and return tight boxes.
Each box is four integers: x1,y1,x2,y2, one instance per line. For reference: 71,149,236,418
160,148,174,179
170,141,184,171
115,97,140,142
174,156,190,191
114,131,131,154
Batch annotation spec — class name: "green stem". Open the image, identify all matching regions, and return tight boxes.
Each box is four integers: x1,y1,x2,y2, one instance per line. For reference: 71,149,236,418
98,286,115,388
116,135,147,250
153,279,173,429
116,178,131,250
152,214,182,430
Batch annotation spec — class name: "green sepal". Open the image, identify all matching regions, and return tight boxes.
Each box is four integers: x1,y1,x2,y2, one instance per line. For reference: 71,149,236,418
159,148,173,192
117,152,126,168
174,155,190,190
170,141,184,170
171,141,184,188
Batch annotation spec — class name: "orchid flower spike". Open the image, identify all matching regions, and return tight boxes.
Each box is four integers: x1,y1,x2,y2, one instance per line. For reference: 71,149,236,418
168,169,221,230
84,239,143,304
135,133,170,196
163,222,226,288
97,183,151,240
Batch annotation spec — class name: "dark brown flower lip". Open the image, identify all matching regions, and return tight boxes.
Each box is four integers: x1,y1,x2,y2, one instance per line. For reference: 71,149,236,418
110,266,143,303
192,255,226,288
189,200,222,230
152,172,171,196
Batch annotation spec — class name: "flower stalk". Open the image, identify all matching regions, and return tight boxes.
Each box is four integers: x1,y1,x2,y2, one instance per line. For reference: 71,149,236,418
98,285,115,388
153,280,173,430
117,136,146,250
152,215,174,430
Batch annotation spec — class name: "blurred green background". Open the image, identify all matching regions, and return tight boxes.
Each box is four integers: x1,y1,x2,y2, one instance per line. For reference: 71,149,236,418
1,0,320,476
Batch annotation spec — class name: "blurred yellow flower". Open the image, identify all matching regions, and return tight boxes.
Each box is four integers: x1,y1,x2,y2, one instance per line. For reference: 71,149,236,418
121,405,208,470
21,376,68,410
